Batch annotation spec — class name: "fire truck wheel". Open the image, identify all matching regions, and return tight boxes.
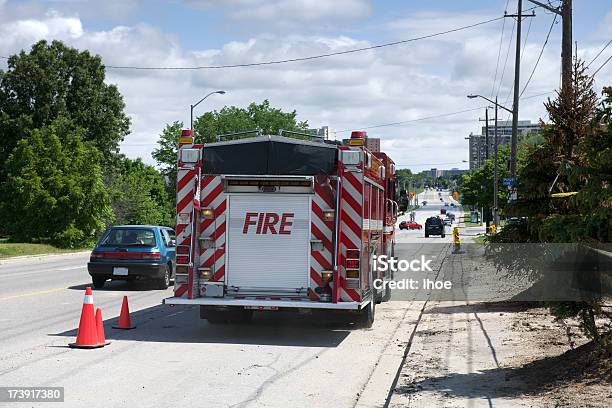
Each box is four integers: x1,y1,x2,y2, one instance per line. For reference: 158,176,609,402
357,300,375,328
200,308,228,324
156,265,171,289
381,283,392,302
92,277,106,289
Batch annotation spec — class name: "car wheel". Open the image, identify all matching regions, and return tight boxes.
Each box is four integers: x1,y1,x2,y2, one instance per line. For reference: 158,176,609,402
425,233,429,237
442,233,446,238
156,265,170,289
92,277,106,289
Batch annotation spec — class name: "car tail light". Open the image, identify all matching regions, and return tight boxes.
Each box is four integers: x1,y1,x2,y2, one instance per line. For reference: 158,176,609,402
141,252,161,260
90,251,104,261
177,255,190,265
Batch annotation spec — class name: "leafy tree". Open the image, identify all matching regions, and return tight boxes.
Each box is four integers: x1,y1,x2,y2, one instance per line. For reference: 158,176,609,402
495,58,611,344
0,40,130,175
0,116,111,247
194,99,308,143
459,146,511,217
108,157,174,227
153,101,309,201
152,121,183,205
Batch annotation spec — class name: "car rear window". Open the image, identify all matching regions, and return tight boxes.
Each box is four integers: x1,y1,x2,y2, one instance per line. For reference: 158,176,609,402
101,228,157,247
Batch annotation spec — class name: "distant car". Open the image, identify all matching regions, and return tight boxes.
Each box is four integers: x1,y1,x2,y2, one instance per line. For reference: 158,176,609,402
448,213,456,222
507,217,528,226
88,225,176,289
444,217,452,226
450,203,456,207
399,221,422,230
425,217,445,238
444,202,449,207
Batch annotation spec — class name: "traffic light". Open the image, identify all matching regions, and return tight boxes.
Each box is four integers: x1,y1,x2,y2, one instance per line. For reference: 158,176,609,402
453,191,459,201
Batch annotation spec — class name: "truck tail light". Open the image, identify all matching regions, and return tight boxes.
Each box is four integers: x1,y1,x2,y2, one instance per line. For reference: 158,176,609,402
346,249,360,279
177,255,190,265
346,259,360,269
176,245,190,255
198,268,212,280
200,208,214,219
346,249,360,259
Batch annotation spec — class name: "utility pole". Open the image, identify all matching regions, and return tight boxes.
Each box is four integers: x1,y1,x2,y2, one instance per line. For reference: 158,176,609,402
493,98,499,227
508,0,523,178
527,0,571,94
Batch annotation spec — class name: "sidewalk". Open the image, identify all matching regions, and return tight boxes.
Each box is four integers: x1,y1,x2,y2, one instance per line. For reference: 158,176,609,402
387,246,608,408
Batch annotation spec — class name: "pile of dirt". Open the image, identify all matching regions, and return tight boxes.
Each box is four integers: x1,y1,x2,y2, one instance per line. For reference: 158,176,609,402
508,336,612,405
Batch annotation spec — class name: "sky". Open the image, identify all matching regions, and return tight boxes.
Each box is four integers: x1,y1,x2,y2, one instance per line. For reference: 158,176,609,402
0,0,611,171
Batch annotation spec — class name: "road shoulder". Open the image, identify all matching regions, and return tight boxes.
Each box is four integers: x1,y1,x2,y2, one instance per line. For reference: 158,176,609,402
388,301,608,407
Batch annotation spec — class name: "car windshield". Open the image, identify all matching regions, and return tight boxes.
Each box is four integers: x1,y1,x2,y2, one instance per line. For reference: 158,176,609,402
101,228,157,247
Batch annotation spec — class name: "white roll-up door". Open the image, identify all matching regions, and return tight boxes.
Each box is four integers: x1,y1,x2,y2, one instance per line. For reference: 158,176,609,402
226,194,310,292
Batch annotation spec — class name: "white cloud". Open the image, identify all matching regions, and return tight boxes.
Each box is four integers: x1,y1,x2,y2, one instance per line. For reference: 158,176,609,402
185,0,371,23
4,4,609,173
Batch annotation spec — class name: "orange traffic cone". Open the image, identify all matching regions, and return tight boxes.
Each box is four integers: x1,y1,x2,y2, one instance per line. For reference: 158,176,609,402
95,308,110,346
113,296,135,329
70,287,103,349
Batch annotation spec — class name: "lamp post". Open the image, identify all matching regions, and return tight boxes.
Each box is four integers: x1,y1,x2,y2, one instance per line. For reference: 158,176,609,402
467,95,512,227
190,90,226,132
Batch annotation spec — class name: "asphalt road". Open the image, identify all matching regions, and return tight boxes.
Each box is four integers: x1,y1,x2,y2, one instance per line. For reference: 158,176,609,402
0,191,461,408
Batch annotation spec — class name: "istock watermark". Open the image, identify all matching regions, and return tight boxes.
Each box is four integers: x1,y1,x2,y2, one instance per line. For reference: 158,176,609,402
372,254,433,272
371,254,453,292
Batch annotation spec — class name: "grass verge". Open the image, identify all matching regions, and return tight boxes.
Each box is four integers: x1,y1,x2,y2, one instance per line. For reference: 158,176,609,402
0,243,90,259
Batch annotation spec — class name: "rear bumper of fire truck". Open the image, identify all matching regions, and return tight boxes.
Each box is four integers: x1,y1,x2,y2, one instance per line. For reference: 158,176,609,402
163,296,369,310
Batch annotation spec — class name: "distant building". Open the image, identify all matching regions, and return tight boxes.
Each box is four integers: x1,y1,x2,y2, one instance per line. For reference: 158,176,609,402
366,137,380,152
420,168,468,178
468,120,540,169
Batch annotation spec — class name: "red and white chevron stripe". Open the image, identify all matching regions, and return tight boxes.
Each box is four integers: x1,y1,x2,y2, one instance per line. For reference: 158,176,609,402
309,176,336,300
338,156,363,303
174,166,197,299
198,175,227,282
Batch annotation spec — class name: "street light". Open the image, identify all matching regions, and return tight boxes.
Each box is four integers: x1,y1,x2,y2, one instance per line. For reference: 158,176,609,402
190,90,226,132
466,94,509,227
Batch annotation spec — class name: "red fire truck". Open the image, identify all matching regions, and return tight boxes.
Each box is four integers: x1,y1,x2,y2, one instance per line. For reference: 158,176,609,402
163,129,398,327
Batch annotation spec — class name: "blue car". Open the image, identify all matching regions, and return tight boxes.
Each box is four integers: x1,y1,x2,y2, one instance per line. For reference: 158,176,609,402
88,225,176,289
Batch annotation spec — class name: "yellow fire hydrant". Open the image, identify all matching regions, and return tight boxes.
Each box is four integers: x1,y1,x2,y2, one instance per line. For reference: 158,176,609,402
452,226,461,253
489,224,497,235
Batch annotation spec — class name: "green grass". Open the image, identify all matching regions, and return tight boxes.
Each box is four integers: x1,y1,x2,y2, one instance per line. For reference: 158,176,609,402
0,243,90,259
462,212,480,227
472,235,487,245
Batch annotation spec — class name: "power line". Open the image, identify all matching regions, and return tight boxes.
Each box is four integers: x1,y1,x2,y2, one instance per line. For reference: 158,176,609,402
586,39,612,68
591,53,612,77
0,5,546,71
520,14,558,97
123,91,556,147
496,15,516,97
334,107,485,133
490,0,511,99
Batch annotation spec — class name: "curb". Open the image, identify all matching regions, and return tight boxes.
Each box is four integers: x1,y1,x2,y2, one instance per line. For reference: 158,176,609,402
0,250,91,264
